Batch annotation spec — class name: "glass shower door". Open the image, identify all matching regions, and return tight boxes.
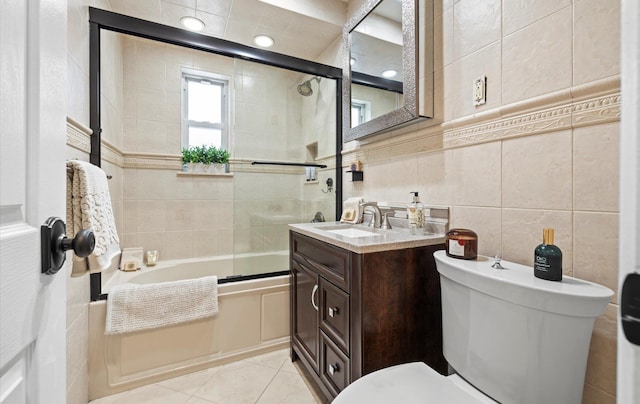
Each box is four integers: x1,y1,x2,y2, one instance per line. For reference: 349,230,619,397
231,59,337,277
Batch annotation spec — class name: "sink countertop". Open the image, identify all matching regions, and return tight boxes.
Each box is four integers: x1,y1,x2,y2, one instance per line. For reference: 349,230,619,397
289,222,445,254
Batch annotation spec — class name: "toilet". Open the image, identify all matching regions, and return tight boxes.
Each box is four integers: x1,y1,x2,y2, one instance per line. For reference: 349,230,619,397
333,251,613,404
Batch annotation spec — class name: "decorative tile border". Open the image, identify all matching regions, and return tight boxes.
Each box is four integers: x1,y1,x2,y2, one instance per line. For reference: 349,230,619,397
122,152,181,170
67,117,338,174
102,139,125,168
66,116,91,153
343,76,620,165
572,93,621,127
444,93,620,148
66,117,124,167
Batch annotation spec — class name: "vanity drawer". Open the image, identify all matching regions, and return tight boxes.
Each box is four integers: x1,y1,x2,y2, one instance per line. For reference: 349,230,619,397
320,278,350,354
291,232,350,292
320,331,350,397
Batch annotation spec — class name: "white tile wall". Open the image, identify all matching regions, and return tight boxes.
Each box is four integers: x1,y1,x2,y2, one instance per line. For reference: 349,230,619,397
340,1,621,402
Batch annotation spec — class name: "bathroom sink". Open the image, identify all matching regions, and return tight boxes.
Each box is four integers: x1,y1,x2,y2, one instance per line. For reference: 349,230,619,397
314,223,356,231
325,228,381,238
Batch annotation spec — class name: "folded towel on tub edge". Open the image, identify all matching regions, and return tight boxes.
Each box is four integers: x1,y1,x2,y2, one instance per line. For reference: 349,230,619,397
105,275,218,335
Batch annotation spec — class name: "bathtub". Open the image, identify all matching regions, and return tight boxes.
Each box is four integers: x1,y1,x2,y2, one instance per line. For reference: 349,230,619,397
100,251,290,292
89,252,291,400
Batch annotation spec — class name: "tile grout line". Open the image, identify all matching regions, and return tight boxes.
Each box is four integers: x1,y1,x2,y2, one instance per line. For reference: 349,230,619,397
252,360,286,404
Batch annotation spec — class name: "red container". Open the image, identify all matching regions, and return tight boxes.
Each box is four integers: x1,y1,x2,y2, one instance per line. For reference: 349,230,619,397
445,228,478,260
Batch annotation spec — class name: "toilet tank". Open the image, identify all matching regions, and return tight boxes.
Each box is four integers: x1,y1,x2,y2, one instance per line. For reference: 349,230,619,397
433,251,612,404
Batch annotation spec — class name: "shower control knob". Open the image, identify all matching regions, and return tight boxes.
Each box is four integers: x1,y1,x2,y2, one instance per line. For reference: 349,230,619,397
41,217,95,275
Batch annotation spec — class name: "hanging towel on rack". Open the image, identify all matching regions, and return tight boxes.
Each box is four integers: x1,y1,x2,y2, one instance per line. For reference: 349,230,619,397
67,160,120,276
105,276,218,335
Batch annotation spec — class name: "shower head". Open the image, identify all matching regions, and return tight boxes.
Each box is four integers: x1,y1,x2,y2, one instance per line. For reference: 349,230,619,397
297,77,321,96
297,81,313,96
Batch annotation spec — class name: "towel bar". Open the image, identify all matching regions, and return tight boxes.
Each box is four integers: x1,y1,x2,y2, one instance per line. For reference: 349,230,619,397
67,166,111,179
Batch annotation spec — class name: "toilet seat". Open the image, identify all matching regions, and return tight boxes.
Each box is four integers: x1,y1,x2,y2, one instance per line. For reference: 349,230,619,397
332,362,495,404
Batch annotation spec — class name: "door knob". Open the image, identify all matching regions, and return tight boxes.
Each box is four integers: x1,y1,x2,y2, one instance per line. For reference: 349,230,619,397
41,216,95,275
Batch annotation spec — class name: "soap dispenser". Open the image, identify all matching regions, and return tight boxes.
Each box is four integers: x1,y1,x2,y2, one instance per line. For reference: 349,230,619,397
534,228,563,281
407,192,424,230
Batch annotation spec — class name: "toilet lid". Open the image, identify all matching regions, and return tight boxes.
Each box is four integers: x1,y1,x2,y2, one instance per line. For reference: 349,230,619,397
332,362,488,404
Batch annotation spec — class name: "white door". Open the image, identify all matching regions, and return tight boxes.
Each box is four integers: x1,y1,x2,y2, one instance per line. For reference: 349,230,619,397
0,1,67,403
619,0,640,402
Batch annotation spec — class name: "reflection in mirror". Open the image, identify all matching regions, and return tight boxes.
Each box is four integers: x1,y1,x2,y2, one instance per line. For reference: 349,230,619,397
351,83,402,127
98,29,337,288
343,0,433,142
350,0,403,85
350,0,404,128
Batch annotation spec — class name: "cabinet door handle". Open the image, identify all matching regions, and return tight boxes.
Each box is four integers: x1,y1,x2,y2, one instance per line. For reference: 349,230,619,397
328,363,339,376
328,306,339,317
311,284,319,311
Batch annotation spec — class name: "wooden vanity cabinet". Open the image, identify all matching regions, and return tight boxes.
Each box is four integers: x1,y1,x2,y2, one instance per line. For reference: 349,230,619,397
289,231,447,400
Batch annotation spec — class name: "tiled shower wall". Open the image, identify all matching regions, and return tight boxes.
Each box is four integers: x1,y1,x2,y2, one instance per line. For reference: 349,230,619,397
338,0,620,402
299,73,338,224
118,37,311,259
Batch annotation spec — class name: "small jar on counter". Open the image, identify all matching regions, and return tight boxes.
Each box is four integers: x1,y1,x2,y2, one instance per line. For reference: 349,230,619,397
445,228,478,260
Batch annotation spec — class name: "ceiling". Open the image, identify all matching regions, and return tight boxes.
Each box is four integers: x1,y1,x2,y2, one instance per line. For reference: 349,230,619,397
107,0,350,62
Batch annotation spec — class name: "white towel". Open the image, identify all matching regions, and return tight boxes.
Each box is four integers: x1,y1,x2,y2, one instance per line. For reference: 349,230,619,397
105,276,218,335
341,197,365,223
66,160,120,276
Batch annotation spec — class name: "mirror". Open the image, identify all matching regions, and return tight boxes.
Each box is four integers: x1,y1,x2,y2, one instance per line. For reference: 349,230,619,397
343,0,433,142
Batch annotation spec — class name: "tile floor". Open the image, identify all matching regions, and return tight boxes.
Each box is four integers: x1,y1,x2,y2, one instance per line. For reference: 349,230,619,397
89,349,324,404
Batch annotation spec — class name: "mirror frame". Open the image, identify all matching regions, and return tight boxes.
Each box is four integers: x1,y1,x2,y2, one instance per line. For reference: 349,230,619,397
342,0,422,142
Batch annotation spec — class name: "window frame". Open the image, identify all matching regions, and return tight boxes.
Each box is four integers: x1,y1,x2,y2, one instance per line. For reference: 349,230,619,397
351,98,371,128
181,67,230,150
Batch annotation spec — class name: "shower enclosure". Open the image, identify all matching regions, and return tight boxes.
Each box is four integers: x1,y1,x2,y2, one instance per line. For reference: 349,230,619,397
90,10,341,295
231,60,338,277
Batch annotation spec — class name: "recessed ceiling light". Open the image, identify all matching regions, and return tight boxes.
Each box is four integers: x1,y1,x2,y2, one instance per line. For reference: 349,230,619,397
181,16,205,31
382,69,397,78
350,58,356,66
253,35,275,48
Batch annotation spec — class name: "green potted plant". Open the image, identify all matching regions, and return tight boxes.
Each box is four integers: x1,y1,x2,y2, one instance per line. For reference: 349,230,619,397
196,145,208,172
183,145,229,173
181,147,196,171
209,146,229,174
205,146,229,174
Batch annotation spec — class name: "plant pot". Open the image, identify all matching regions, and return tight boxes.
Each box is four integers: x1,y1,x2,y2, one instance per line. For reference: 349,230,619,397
212,163,226,174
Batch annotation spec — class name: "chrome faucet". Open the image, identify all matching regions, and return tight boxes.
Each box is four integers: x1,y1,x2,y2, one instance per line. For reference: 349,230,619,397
360,202,382,228
380,212,393,230
491,254,505,270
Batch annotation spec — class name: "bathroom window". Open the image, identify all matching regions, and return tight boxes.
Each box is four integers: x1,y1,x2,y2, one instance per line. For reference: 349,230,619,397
351,99,371,128
182,68,229,149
